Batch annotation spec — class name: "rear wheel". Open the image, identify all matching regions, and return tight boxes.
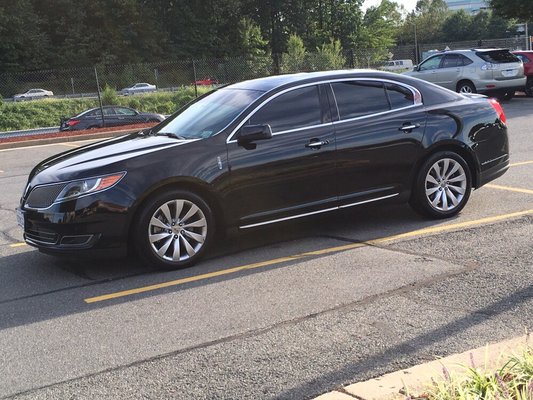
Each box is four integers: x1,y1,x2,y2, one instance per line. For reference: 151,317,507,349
456,81,476,94
410,151,472,219
525,79,533,97
134,189,215,270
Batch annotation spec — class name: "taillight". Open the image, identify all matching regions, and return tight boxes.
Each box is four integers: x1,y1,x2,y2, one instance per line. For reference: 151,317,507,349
66,120,80,127
488,98,506,124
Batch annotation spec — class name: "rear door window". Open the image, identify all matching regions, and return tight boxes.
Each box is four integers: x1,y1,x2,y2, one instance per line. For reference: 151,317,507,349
476,50,520,64
331,81,389,120
385,83,415,109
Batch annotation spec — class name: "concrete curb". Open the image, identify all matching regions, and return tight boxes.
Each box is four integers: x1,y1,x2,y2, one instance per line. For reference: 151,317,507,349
0,128,140,150
314,335,531,400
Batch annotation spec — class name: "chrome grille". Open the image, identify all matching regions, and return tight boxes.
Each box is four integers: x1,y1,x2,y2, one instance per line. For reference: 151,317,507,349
25,183,67,209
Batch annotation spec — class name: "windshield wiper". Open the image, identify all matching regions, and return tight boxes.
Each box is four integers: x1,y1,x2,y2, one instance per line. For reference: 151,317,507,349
156,132,188,140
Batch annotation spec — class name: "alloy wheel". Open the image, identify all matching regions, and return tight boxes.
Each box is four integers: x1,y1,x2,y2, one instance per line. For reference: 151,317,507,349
148,199,208,262
424,158,467,212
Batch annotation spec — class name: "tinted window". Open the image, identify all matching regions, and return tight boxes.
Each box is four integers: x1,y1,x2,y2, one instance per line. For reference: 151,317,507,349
385,83,414,109
419,55,443,71
249,86,322,133
460,55,473,66
331,81,389,120
515,54,531,64
115,107,136,116
442,54,461,68
476,50,520,64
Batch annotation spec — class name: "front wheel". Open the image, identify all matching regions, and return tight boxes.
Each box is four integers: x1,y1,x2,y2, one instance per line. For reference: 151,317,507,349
410,152,472,219
134,190,215,269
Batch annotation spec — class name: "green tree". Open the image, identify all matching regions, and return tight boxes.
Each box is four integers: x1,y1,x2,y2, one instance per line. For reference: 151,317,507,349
489,0,533,21
358,0,402,62
281,34,307,73
0,0,49,72
310,39,346,70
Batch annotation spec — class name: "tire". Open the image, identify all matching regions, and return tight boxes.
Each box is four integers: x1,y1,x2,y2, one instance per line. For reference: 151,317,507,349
409,151,472,219
525,79,533,97
503,91,515,101
134,189,215,270
456,81,476,94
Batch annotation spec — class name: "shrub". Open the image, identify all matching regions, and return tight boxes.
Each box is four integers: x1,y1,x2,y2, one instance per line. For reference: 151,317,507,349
101,84,119,105
0,86,213,132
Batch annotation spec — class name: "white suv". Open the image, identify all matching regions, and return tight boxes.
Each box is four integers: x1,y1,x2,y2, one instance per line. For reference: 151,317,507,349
404,49,525,100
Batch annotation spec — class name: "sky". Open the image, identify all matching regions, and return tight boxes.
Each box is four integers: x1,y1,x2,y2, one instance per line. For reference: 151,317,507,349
362,0,418,13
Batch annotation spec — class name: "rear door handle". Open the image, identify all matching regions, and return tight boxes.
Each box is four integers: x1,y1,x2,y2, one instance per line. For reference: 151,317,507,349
305,139,330,149
399,123,420,133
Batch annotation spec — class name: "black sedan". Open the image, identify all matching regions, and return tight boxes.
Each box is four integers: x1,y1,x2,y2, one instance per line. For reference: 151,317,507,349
59,106,165,131
18,70,509,269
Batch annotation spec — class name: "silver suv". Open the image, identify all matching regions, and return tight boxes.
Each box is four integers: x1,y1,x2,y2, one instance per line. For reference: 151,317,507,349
404,49,525,100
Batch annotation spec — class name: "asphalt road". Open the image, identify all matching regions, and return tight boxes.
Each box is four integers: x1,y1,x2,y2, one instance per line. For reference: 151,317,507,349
0,97,532,399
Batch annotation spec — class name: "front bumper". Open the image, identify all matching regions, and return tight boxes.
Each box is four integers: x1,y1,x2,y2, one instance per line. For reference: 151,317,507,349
18,191,133,258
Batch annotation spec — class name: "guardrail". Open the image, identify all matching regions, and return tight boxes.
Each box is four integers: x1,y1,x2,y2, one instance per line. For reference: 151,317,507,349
0,127,60,138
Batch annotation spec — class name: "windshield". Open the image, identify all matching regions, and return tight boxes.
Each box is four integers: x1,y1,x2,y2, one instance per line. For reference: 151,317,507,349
154,88,263,139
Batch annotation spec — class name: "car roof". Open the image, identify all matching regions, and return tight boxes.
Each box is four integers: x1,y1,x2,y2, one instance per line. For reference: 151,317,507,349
227,69,417,92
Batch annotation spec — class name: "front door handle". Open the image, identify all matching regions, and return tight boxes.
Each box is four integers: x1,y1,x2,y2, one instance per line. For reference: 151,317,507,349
305,139,330,149
399,123,420,133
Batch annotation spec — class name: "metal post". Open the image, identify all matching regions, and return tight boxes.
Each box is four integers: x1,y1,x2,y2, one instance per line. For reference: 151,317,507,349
94,66,105,127
192,60,198,98
414,21,419,64
526,22,529,50
154,68,159,89
71,77,75,96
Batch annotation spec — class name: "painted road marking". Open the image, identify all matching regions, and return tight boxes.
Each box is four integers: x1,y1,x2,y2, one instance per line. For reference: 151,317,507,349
61,143,81,148
510,161,533,167
9,243,27,248
485,184,533,195
84,208,533,304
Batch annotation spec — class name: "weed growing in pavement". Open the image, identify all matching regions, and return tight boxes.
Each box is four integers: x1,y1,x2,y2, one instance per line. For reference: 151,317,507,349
406,347,533,400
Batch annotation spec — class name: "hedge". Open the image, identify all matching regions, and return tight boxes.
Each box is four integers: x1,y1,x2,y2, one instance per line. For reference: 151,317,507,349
0,86,212,132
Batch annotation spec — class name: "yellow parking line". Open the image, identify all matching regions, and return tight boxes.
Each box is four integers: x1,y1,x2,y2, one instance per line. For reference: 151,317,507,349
9,242,27,248
485,184,533,195
84,208,533,304
510,161,533,167
61,143,80,148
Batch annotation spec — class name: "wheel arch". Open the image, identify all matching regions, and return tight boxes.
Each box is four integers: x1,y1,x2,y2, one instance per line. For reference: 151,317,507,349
410,142,479,196
456,79,476,93
126,178,226,246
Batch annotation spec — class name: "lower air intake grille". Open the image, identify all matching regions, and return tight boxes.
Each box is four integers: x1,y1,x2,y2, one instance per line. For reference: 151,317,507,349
25,228,58,245
25,183,67,209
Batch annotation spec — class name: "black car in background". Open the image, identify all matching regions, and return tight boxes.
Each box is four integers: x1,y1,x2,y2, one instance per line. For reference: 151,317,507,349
59,106,165,131
18,70,509,270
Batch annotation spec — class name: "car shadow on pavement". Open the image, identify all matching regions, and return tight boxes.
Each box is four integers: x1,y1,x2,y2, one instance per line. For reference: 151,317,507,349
0,203,457,332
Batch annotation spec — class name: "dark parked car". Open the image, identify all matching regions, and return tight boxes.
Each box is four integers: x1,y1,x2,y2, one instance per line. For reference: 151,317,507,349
512,51,533,96
59,106,165,131
17,70,509,270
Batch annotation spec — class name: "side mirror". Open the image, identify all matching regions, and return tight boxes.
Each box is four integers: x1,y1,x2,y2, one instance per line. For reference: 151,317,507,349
413,65,419,71
237,124,272,144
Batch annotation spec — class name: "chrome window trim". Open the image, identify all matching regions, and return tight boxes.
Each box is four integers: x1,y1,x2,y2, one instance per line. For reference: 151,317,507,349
226,78,423,144
239,192,398,229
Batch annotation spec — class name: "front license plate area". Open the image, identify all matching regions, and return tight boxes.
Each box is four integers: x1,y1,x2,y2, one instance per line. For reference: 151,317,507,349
16,208,25,228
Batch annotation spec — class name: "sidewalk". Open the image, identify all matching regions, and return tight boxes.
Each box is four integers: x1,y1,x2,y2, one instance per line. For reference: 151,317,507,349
315,335,531,400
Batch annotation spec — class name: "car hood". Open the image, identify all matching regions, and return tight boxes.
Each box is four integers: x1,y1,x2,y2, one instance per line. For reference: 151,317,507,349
28,133,196,186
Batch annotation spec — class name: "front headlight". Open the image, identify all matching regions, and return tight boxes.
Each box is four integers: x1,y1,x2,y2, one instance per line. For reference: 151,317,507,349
55,172,126,202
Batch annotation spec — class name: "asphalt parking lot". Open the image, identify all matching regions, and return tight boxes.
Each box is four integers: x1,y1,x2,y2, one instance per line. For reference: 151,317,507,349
0,97,532,399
